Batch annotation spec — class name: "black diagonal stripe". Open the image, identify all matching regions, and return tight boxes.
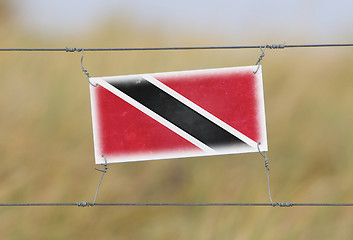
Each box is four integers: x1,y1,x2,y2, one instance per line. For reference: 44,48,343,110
109,77,248,149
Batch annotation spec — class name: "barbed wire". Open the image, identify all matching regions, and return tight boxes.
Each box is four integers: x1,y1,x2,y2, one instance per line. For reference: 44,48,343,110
0,202,353,207
0,43,352,52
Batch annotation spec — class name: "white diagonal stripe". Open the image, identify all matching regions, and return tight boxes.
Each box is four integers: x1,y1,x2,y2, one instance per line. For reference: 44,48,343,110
93,78,216,153
142,75,258,148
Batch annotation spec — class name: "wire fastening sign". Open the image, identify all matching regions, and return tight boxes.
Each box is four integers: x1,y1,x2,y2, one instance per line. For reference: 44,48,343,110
89,66,268,164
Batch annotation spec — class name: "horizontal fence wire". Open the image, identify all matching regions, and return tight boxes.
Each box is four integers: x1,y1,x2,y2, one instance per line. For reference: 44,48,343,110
1,42,353,208
0,43,352,52
1,202,353,207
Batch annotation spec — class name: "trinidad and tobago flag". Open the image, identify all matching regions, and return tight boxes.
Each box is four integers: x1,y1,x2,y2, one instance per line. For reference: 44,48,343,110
90,66,268,164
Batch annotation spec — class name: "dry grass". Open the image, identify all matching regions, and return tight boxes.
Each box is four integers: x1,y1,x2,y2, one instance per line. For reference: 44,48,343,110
1,19,353,240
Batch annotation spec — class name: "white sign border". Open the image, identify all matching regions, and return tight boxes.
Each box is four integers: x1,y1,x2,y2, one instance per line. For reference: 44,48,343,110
90,65,268,164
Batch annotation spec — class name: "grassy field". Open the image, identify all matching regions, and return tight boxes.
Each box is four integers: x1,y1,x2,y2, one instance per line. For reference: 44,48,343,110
1,18,353,239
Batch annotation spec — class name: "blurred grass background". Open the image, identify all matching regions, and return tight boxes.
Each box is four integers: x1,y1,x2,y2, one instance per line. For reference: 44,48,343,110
1,1,353,239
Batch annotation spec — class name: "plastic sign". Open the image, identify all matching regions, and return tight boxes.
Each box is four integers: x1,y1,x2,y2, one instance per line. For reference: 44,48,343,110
90,66,267,164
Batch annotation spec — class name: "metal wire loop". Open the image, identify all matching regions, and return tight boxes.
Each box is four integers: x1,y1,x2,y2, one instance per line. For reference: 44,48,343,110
95,154,108,173
80,49,98,87
252,43,285,74
253,46,267,74
92,154,109,206
257,143,269,169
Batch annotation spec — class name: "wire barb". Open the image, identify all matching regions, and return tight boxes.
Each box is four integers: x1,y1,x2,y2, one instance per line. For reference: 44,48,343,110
266,43,286,49
275,202,294,207
65,47,82,53
92,154,109,206
76,202,92,207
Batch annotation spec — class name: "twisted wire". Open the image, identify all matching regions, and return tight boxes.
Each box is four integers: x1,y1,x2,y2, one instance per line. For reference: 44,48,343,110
257,142,274,205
